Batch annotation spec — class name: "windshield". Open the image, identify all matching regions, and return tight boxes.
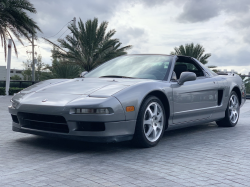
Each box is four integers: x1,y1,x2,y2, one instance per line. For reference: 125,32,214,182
85,55,172,80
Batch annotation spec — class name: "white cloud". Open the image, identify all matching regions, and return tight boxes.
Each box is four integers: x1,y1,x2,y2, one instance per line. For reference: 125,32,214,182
0,0,249,75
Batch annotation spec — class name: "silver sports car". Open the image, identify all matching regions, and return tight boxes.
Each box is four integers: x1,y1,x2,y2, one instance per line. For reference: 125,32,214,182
9,55,246,147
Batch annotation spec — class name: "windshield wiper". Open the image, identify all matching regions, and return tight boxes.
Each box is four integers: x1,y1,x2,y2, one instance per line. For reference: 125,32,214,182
99,75,136,79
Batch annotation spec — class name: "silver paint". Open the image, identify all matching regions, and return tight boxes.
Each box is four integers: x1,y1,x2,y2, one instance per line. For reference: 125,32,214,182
8,54,246,142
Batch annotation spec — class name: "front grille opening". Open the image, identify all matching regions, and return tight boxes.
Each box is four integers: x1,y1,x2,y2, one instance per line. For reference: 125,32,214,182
76,122,105,131
22,121,69,133
17,112,69,133
18,113,66,124
11,115,19,124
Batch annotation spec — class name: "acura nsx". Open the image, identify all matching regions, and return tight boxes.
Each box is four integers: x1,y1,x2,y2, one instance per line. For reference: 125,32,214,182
9,55,246,147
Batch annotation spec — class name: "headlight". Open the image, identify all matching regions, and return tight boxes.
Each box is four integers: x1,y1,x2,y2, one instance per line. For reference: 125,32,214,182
70,108,110,114
10,99,19,109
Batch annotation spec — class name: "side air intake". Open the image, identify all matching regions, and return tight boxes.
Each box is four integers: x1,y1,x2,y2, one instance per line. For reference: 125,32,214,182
218,90,223,106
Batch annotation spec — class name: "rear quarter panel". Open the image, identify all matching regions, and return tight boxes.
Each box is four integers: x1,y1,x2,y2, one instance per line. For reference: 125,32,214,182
226,74,246,106
219,74,246,107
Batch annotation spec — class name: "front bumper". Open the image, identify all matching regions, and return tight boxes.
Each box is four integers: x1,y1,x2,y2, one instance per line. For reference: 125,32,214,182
9,95,137,143
11,119,136,143
12,125,134,143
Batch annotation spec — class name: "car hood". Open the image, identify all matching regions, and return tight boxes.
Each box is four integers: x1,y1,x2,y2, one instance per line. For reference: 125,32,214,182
20,78,152,97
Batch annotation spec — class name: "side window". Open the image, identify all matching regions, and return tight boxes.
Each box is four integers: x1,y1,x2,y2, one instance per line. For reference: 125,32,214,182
174,58,204,79
175,62,198,71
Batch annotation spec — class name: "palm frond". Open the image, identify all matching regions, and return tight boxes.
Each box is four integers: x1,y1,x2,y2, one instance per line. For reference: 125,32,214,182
170,43,211,64
0,0,42,61
45,18,132,71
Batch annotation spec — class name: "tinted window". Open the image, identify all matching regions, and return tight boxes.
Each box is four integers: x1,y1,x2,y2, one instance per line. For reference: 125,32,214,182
203,66,218,76
175,62,198,71
192,58,218,76
174,57,204,78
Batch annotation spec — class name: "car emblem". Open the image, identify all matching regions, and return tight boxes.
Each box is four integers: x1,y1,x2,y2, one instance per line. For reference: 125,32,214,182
42,99,48,102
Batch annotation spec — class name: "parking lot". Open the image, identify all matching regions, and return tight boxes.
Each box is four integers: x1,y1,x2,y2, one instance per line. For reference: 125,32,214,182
1,96,250,187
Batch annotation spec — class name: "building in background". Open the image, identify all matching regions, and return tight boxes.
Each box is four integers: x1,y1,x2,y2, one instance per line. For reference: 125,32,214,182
0,66,24,80
217,69,239,74
216,69,250,77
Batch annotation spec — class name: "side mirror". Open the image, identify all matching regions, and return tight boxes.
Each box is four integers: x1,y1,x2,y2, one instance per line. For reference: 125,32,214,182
80,71,88,77
178,72,196,85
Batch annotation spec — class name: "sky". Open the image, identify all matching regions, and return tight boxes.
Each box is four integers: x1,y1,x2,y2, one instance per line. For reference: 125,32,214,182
0,0,250,74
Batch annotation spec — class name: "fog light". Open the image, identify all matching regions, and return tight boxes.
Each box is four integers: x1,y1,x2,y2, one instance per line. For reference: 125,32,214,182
70,108,110,114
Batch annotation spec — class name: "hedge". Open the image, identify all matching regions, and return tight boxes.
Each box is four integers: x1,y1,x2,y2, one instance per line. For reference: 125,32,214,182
0,87,24,95
0,81,34,88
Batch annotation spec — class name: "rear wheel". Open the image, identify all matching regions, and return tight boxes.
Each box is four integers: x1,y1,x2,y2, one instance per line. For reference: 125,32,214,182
216,91,240,127
133,96,166,148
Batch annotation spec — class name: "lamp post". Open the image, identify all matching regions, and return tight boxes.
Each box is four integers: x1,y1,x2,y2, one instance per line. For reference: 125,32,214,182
5,39,12,96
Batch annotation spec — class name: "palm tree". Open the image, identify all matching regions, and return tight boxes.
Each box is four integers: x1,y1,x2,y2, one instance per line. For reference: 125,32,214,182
41,62,81,80
44,18,132,71
50,62,81,79
170,43,211,65
0,0,41,60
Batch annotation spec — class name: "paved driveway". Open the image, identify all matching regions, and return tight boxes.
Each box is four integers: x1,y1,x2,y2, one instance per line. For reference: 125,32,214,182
1,96,250,187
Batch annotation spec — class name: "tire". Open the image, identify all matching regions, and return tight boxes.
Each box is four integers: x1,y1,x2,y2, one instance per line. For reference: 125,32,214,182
132,96,166,148
216,91,240,127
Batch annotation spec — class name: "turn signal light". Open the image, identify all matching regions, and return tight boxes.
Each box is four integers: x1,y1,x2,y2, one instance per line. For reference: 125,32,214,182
126,106,135,112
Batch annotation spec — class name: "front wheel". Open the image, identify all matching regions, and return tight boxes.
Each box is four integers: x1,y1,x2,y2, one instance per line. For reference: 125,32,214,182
216,91,240,127
132,96,166,148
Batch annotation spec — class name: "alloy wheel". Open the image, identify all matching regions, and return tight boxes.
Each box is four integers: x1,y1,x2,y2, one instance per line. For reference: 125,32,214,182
143,102,164,142
228,94,239,124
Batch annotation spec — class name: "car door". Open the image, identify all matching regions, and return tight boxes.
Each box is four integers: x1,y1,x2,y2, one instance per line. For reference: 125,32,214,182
171,57,218,124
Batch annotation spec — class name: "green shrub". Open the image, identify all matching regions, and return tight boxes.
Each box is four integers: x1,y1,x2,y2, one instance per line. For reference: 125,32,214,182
9,88,23,95
0,87,5,95
10,75,22,80
0,87,24,95
20,82,33,88
9,82,20,88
